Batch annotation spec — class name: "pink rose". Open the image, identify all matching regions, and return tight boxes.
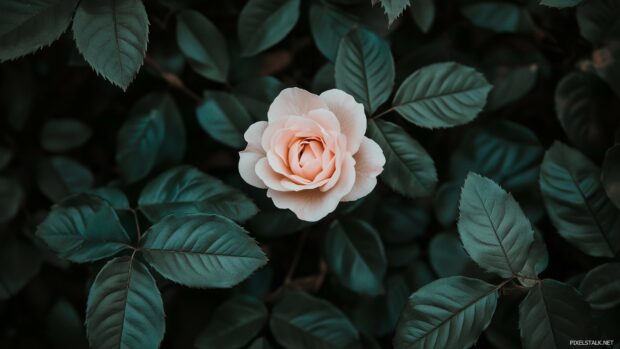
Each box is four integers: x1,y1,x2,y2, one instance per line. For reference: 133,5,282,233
238,88,386,222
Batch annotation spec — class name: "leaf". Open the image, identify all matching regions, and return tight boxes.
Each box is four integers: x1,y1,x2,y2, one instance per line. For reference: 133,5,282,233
578,262,620,310
0,238,42,300
140,214,267,288
0,142,12,170
540,0,583,8
36,194,132,263
37,156,94,202
73,0,149,90
485,64,539,111
41,118,92,153
0,0,78,61
138,165,258,223
248,208,312,238
323,219,387,295
461,2,532,33
517,229,549,286
312,63,336,93
411,0,435,33
196,91,253,149
270,291,361,349
0,176,23,224
89,187,130,209
602,144,620,208
367,120,437,198
176,10,229,83
233,77,285,121
519,279,592,349
539,142,620,257
576,0,620,45
377,0,411,25
45,299,88,349
248,337,274,349
237,0,301,56
394,276,499,349
458,173,535,278
195,296,268,349
116,109,165,183
86,256,165,349
335,27,395,114
393,62,492,129
309,3,358,61
429,232,480,278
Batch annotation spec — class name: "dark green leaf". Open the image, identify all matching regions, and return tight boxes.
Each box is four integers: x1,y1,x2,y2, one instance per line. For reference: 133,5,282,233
394,276,498,349
519,279,592,349
234,76,285,121
270,291,360,349
411,0,435,33
335,27,395,114
368,120,437,197
196,91,253,149
458,173,535,278
141,214,267,288
309,3,358,61
377,0,411,25
517,229,549,286
578,262,620,310
41,118,92,153
238,0,300,56
195,296,268,349
45,299,88,349
577,0,620,45
602,144,620,208
0,176,23,224
248,337,274,349
0,142,12,170
393,62,492,128
248,208,312,238
86,256,165,349
429,232,480,278
462,2,532,33
89,187,130,209
138,165,258,222
0,238,42,300
73,0,149,89
540,142,620,257
324,219,387,295
36,194,132,263
0,0,78,61
37,156,94,202
312,63,336,93
540,0,583,8
486,64,539,111
176,10,229,82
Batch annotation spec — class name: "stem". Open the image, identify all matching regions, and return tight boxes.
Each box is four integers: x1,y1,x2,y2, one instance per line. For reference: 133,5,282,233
129,208,142,241
371,107,395,120
144,55,202,103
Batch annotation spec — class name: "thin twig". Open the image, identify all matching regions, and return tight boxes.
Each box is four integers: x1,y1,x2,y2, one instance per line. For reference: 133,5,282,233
371,107,395,120
144,55,202,103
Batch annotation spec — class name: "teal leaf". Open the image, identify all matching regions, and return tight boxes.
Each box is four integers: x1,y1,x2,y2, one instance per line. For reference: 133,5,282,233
540,0,583,8
37,156,94,202
233,77,285,121
248,337,274,349
270,291,361,349
0,238,42,300
335,27,395,114
394,276,498,349
0,176,23,224
519,279,592,349
367,120,437,198
45,299,88,349
429,232,480,278
377,0,411,25
140,214,267,288
323,219,387,295
86,256,165,349
116,109,165,183
462,2,532,33
89,187,130,209
41,118,92,153
393,62,492,129
486,64,539,111
36,194,132,263
578,262,620,310
196,91,253,149
248,208,312,239
176,10,229,83
411,0,435,33
0,0,78,61
540,142,620,257
577,0,620,45
517,229,549,286
602,144,620,208
138,165,258,223
195,296,268,348
73,0,149,90
309,3,358,62
312,63,336,93
238,0,301,56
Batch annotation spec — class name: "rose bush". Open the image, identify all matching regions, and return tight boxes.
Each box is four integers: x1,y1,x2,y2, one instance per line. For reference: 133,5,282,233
239,87,385,221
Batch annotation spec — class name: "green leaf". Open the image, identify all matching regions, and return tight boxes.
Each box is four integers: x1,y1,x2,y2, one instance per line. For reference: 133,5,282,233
270,291,361,349
394,276,499,349
393,62,492,129
195,296,268,349
248,337,274,349
486,64,539,111
367,120,437,198
196,91,253,149
0,176,23,224
335,27,395,114
176,10,229,83
377,0,411,25
429,232,480,278
578,262,620,310
116,109,165,183
36,194,132,263
37,156,94,202
248,208,312,239
577,0,620,45
45,299,88,349
89,187,130,209
237,0,300,56
41,118,92,153
86,256,165,349
519,279,592,349
540,142,620,257
602,144,620,208
233,77,285,121
323,219,387,295
309,3,358,61
0,238,42,300
411,0,435,33
73,0,149,90
458,173,535,278
0,0,78,61
517,229,549,286
140,214,267,288
312,63,336,93
462,2,532,33
540,0,583,8
138,165,258,223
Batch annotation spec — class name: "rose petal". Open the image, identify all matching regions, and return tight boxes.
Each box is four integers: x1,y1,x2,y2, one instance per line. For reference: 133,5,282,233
268,88,328,122
320,89,366,153
244,121,268,153
255,158,287,191
306,108,341,134
342,137,385,201
239,152,267,189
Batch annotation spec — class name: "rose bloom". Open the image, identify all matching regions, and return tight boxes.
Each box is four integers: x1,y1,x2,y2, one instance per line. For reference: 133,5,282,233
238,88,386,222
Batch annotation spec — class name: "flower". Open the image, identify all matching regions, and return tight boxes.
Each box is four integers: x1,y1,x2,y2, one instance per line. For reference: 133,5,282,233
238,87,386,222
